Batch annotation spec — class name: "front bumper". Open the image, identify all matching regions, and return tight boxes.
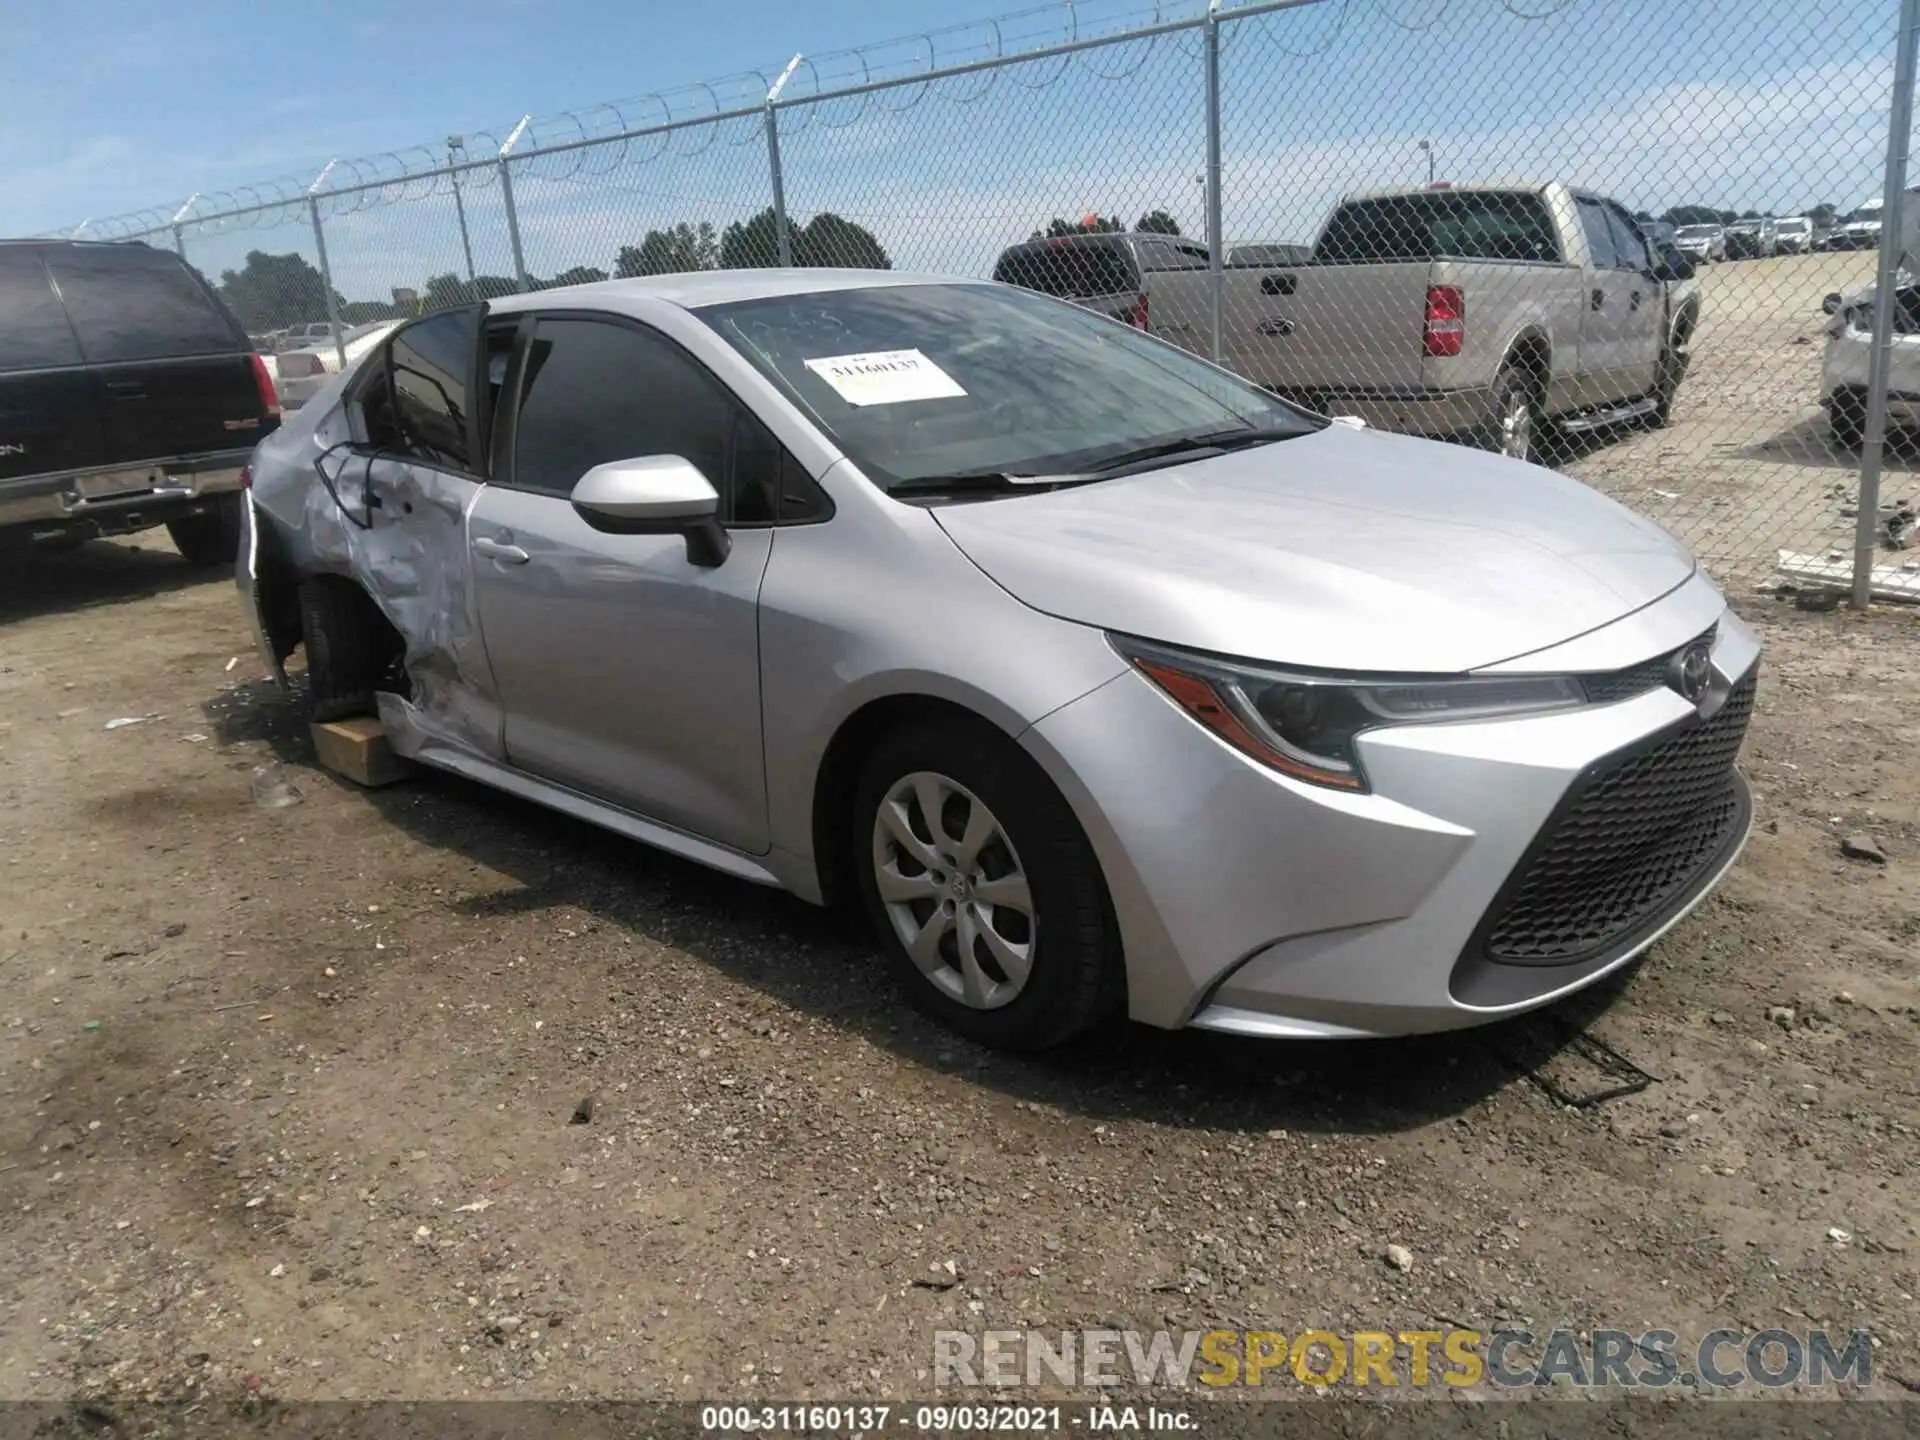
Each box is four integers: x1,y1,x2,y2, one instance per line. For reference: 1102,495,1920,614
1024,590,1761,1037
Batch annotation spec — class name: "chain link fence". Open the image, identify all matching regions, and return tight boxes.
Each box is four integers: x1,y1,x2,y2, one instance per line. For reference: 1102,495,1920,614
62,0,1920,599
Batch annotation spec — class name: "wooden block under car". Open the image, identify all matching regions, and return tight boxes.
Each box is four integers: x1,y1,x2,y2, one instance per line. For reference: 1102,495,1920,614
309,716,414,787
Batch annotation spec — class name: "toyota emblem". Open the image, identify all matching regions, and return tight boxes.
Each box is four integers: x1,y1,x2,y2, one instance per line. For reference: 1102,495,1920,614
1669,642,1714,707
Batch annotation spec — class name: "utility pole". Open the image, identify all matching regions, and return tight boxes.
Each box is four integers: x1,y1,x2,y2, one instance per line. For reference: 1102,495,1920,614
448,135,477,284
1418,139,1435,185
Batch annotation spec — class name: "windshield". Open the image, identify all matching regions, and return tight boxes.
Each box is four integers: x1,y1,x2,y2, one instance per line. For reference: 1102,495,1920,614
1776,218,1810,233
697,282,1319,491
1846,205,1882,222
1676,225,1720,239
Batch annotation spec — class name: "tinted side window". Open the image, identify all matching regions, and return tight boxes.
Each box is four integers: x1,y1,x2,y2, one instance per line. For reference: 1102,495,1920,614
0,249,82,372
1575,200,1619,269
513,318,732,511
389,310,479,470
731,408,831,525
991,240,1140,298
44,246,240,363
1605,206,1650,271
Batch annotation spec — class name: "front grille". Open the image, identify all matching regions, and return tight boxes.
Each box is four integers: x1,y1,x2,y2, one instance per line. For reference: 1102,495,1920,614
1579,623,1717,705
1476,671,1755,964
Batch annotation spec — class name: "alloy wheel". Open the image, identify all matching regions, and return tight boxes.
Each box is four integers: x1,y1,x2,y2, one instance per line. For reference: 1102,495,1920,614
870,770,1036,1010
1500,392,1534,462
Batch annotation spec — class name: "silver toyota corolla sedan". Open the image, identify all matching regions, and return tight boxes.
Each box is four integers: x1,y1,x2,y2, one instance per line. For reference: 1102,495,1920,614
238,270,1759,1049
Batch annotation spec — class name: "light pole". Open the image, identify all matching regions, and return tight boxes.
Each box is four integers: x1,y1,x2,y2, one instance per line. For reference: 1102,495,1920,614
448,135,477,284
1418,139,1435,185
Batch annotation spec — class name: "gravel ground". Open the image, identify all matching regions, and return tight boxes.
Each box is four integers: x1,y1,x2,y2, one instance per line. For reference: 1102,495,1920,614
0,277,1917,1413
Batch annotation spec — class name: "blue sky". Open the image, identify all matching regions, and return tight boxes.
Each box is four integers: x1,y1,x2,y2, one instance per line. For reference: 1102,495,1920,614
4,0,1901,299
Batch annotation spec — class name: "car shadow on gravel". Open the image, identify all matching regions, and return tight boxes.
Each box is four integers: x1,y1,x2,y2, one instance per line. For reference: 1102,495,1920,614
179,714,1641,1137
1736,413,1920,471
0,537,222,625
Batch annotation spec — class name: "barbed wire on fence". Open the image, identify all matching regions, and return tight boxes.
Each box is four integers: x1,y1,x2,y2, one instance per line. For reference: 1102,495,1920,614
38,0,1920,601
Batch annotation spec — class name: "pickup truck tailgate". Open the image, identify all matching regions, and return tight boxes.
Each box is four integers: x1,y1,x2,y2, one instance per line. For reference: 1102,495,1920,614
1219,261,1434,394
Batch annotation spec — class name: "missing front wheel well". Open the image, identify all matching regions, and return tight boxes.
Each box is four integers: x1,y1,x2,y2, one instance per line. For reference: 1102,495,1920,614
298,573,409,722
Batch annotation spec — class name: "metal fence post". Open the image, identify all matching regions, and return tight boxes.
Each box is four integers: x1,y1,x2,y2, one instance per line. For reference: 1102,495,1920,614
500,116,532,292
308,161,346,366
1854,0,1920,610
169,195,198,260
767,56,802,266
1204,1,1224,362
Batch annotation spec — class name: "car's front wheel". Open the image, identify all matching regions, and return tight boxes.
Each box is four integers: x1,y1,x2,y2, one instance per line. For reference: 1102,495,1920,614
852,719,1123,1050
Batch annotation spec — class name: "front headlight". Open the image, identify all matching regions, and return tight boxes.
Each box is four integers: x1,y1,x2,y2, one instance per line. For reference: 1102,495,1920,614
1112,635,1586,792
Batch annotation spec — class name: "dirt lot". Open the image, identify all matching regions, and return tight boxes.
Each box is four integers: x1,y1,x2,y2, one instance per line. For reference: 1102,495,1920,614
1,266,1918,1412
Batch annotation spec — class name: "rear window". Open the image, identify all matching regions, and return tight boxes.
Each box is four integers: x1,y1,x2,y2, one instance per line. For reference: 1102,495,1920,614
1316,193,1561,264
992,239,1140,299
42,244,242,363
0,248,83,372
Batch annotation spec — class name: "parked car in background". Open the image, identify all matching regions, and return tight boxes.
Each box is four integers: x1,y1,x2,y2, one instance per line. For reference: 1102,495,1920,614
1181,183,1699,462
990,230,1216,329
274,320,402,410
1830,202,1884,251
1819,279,1920,446
1673,223,1727,263
1772,215,1813,254
274,322,340,351
1723,217,1775,260
0,239,279,562
241,271,1758,1048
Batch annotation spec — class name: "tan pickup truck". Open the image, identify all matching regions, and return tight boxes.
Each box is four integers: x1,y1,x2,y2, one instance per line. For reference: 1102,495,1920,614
992,184,1701,465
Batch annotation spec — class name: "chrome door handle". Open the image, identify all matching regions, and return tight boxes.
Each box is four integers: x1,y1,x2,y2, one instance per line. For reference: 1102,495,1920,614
473,537,530,565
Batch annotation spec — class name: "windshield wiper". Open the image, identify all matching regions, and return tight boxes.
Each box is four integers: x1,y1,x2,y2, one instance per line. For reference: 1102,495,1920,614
1082,425,1303,476
889,469,1086,498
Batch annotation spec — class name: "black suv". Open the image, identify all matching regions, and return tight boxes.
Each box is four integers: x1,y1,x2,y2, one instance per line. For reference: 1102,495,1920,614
0,240,279,564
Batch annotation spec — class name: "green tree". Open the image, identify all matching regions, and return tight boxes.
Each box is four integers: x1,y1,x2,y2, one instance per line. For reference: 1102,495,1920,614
420,273,520,310
216,251,340,331
1038,214,1125,237
720,209,785,269
615,222,718,276
798,212,890,269
542,265,611,290
1135,209,1182,235
716,209,891,270
1808,202,1838,222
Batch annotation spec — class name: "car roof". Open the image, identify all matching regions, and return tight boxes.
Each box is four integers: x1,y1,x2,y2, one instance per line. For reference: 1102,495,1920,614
488,268,966,316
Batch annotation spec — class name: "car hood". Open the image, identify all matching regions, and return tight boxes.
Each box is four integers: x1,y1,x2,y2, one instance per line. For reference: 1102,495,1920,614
930,424,1696,673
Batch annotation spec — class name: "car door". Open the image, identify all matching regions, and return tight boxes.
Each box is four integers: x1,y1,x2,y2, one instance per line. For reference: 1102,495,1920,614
467,312,776,855
337,305,510,760
1603,203,1664,400
1572,196,1633,407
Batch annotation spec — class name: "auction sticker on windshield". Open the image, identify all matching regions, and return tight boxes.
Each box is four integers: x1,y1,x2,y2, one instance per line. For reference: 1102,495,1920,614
803,349,967,406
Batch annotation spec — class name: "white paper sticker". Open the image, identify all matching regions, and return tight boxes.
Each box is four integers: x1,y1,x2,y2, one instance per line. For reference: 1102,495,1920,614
802,349,967,407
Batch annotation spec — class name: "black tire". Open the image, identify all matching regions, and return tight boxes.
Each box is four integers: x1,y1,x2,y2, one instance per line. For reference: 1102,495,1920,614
1649,337,1690,429
165,494,243,567
852,718,1123,1050
1479,364,1540,463
299,575,390,723
1830,391,1866,451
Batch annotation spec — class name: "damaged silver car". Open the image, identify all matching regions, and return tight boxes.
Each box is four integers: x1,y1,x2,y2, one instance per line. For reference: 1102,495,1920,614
240,271,1759,1050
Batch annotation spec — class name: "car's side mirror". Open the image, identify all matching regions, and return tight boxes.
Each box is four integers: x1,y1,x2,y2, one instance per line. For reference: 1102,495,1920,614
571,455,731,567
1653,246,1695,282
1822,292,1844,315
